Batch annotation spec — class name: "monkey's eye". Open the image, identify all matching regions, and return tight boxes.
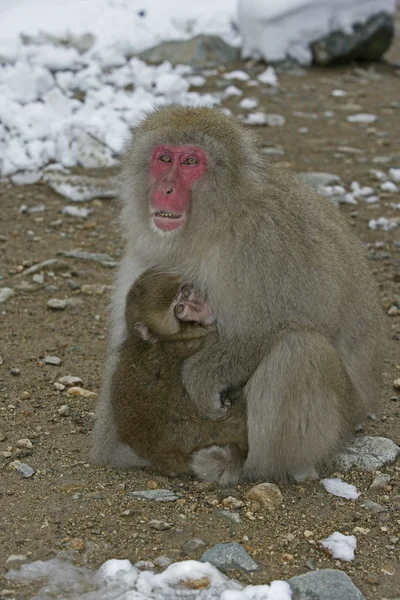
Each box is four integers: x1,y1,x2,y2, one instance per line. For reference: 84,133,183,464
159,155,172,163
184,157,198,166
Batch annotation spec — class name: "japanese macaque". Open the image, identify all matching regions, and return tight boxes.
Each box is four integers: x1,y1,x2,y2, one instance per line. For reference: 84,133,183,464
92,105,384,484
111,269,247,479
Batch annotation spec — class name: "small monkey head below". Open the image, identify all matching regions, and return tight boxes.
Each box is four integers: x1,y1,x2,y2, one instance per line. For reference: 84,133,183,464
125,269,215,343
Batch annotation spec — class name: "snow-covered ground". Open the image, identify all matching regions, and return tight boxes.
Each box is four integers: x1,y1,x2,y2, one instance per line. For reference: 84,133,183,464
238,0,396,64
6,557,292,600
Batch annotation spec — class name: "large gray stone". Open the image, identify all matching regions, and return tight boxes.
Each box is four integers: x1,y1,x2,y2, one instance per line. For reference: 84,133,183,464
200,542,259,572
311,12,394,66
139,35,239,67
335,436,400,472
288,569,366,600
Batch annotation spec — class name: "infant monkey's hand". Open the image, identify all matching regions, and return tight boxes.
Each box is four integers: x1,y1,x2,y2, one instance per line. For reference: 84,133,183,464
174,285,215,326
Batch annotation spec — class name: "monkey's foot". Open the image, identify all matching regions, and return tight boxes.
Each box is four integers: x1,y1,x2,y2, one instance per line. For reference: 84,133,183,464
191,445,244,486
174,285,214,325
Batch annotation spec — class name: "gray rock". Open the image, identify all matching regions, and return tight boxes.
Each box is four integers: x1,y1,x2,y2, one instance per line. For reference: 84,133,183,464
19,259,69,277
43,171,116,201
43,356,62,366
153,555,173,568
59,250,117,268
59,375,83,386
216,510,243,525
58,405,70,417
298,172,342,189
311,12,394,66
288,569,366,599
369,473,391,490
139,35,239,68
126,489,181,502
360,499,388,513
200,542,259,572
181,538,207,556
47,298,67,310
149,519,172,531
335,436,400,472
0,288,14,304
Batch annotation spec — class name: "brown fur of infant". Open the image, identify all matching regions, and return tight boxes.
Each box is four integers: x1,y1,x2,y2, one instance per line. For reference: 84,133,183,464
111,269,248,480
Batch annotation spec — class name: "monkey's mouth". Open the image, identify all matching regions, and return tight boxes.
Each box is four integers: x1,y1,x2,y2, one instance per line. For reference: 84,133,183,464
152,211,185,232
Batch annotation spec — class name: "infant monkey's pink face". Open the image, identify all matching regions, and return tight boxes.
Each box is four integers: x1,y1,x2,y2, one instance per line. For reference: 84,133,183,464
174,285,215,326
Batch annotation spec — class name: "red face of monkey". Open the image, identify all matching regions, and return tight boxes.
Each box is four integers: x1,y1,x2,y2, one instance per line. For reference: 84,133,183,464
150,145,208,232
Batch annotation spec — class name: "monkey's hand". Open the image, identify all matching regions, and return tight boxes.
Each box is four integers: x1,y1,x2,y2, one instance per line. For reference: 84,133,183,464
182,334,257,420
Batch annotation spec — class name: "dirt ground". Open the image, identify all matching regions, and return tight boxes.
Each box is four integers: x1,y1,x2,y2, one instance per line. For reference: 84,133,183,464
1,24,400,600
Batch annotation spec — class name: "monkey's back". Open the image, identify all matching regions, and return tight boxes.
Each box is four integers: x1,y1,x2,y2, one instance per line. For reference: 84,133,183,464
111,334,247,474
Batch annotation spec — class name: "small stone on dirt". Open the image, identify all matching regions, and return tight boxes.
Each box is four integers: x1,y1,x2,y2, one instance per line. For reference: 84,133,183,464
54,382,65,391
47,298,67,310
67,386,96,397
16,439,33,450
0,288,14,304
58,405,70,416
59,375,83,386
245,482,283,511
181,539,207,556
288,569,366,599
126,489,181,502
5,554,28,569
43,355,62,366
369,473,391,490
149,520,172,531
222,496,244,510
200,542,259,572
10,368,20,376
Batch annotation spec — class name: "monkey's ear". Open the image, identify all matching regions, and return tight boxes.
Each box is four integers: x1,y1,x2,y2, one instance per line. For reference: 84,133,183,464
134,322,158,344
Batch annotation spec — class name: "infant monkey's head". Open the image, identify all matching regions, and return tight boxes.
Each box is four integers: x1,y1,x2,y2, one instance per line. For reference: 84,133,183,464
126,269,215,343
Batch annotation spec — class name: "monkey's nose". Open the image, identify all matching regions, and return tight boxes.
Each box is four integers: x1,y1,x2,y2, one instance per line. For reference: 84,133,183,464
166,187,174,195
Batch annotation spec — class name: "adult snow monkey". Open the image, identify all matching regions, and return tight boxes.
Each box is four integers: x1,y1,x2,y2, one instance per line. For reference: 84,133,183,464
92,105,384,484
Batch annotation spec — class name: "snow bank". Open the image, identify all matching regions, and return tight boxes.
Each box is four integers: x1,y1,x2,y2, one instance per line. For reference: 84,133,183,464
0,47,219,176
0,0,239,51
5,557,293,600
238,0,396,64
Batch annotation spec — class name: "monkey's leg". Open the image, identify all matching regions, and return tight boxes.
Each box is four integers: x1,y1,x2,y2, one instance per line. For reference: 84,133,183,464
243,329,354,481
175,285,214,325
91,253,149,468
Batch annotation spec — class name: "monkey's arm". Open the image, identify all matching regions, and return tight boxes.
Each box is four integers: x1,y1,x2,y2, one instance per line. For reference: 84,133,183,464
182,332,262,419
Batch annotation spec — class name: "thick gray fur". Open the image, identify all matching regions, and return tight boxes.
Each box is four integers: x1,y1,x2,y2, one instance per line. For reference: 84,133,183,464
92,105,384,483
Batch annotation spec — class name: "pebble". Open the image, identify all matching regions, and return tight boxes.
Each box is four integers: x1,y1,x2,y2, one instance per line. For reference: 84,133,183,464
288,569,367,599
59,375,83,387
217,510,243,525
147,480,158,490
0,432,6,442
54,382,65,391
222,496,244,510
16,439,33,450
0,288,14,304
71,538,86,551
126,489,181,502
9,460,35,478
43,355,62,366
5,554,28,569
369,473,391,490
20,391,31,400
181,538,207,556
200,542,259,573
393,378,400,391
10,368,20,376
153,555,173,568
20,259,69,276
149,520,172,531
360,499,388,513
67,386,96,397
47,298,67,310
245,482,283,511
298,172,342,189
81,284,110,295
58,405,71,416
335,436,400,471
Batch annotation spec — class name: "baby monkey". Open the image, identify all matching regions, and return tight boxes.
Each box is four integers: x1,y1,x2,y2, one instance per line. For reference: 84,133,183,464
111,269,247,483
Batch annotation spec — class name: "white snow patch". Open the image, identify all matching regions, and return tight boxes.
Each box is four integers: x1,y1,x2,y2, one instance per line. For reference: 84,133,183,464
239,98,258,110
223,70,250,82
320,532,357,561
369,217,399,231
389,168,400,182
331,89,347,97
223,85,243,97
62,206,93,218
321,478,360,500
5,557,292,600
238,0,396,65
257,67,279,87
381,181,398,193
347,113,377,124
